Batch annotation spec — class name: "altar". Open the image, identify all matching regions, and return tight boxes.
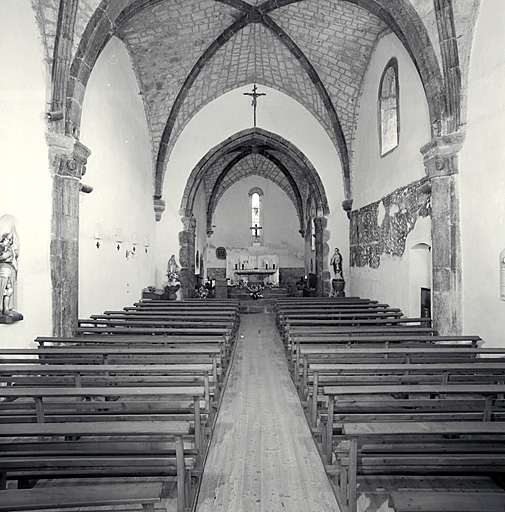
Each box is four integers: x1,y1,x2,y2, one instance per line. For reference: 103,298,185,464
226,248,279,286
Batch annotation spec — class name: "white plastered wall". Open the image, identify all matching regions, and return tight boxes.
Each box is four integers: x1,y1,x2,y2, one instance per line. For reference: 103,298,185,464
79,37,156,317
349,32,432,313
0,1,52,348
459,0,505,347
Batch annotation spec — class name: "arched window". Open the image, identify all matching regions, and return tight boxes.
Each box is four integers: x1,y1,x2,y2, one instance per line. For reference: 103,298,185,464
379,58,399,156
249,187,264,243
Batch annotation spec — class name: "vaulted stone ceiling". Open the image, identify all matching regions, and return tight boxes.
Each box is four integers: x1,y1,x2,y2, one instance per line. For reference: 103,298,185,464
118,0,385,167
115,0,389,203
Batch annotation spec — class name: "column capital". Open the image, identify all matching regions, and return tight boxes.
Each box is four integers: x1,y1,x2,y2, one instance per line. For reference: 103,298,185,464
154,198,166,221
46,134,91,180
420,131,466,179
342,199,353,212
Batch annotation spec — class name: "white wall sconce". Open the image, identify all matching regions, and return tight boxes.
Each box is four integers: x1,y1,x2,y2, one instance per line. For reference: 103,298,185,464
93,223,103,249
115,228,123,251
144,235,150,254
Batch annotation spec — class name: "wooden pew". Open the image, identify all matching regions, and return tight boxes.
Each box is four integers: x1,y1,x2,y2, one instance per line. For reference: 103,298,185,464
35,334,226,346
0,386,207,458
79,317,234,327
0,363,219,414
322,384,505,465
305,360,505,426
74,325,233,338
280,311,404,321
0,346,223,370
284,326,438,348
285,317,432,330
34,334,232,365
129,301,238,310
278,312,408,338
0,422,193,512
91,311,240,335
297,345,505,364
334,422,505,512
291,335,483,381
277,297,375,304
389,490,505,512
96,310,238,319
277,303,395,312
0,482,166,512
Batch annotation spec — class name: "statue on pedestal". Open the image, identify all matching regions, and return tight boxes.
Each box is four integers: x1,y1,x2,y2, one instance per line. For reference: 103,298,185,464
330,247,343,279
162,255,181,300
329,247,345,297
0,215,22,323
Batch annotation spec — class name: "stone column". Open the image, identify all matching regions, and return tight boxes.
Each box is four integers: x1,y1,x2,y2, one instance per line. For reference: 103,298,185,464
421,131,465,335
179,216,197,298
47,134,91,336
314,217,331,297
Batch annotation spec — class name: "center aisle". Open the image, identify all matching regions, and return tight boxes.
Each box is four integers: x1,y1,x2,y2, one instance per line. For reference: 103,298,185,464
196,313,340,512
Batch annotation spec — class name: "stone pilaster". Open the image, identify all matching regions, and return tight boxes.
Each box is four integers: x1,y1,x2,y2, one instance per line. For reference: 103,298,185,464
47,134,91,336
314,217,331,297
421,131,465,335
179,216,197,298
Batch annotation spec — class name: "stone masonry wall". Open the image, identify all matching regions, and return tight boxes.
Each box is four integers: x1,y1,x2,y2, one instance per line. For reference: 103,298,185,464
350,178,431,268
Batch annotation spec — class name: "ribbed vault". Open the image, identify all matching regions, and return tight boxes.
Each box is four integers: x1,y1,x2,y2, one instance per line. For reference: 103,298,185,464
181,128,329,235
66,0,449,217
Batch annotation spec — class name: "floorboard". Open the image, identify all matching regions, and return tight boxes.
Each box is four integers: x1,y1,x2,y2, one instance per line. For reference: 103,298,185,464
196,313,340,512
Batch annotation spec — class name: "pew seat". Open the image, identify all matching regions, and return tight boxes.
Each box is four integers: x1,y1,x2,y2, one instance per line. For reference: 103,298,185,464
0,482,166,512
389,490,505,512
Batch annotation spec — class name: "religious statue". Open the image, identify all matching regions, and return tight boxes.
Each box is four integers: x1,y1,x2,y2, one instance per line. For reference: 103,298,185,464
163,255,181,300
330,247,345,297
0,214,22,323
330,247,343,279
167,255,180,280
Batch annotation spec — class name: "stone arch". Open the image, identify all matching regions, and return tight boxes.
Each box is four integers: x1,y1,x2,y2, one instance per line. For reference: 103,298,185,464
179,127,330,296
181,127,329,218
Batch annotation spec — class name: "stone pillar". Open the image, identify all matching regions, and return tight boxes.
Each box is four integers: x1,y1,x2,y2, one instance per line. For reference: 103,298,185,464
179,216,197,298
421,131,465,335
314,217,331,297
47,134,91,336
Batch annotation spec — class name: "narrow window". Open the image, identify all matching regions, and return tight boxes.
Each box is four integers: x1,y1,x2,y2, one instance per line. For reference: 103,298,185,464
249,187,264,243
379,58,399,156
251,193,260,226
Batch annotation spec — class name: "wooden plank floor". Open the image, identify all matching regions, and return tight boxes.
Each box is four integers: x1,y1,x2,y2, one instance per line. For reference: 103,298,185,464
196,313,341,512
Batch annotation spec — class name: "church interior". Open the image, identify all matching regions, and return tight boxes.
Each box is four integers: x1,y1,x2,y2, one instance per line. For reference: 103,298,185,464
1,0,505,511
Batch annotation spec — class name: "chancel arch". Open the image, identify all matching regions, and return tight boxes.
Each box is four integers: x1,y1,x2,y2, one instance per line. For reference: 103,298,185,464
178,128,331,297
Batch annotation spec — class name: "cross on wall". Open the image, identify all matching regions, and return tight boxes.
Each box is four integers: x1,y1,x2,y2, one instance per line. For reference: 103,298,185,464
250,224,262,242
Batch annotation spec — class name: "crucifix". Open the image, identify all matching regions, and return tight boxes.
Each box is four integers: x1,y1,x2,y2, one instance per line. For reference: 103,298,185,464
250,223,262,242
244,84,266,127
